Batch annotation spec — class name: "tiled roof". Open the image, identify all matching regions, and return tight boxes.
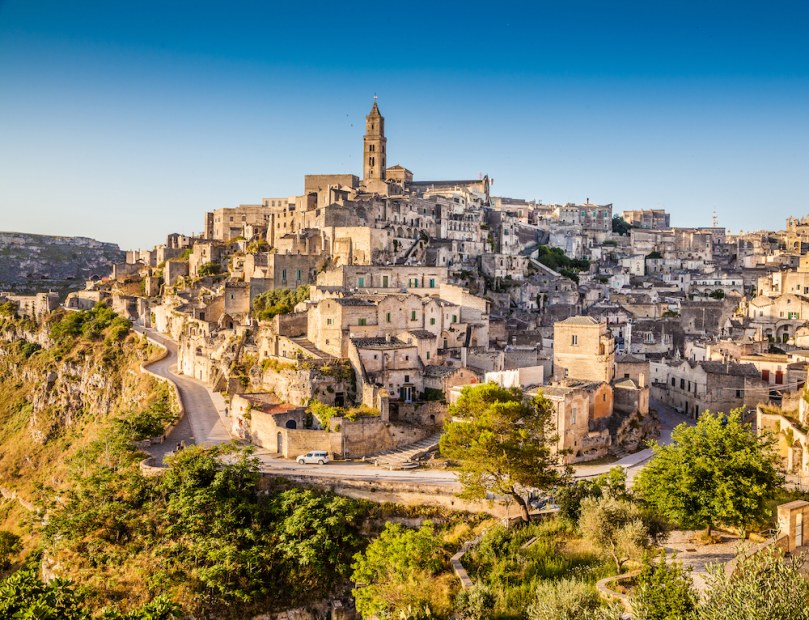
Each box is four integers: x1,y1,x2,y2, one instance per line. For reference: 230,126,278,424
351,337,409,348
403,329,437,339
559,316,599,325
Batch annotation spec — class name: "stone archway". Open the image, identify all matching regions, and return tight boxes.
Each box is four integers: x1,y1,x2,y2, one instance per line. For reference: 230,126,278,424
285,419,297,429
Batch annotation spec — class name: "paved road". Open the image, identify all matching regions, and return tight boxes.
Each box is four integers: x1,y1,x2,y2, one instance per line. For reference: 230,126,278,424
565,398,693,482
134,327,691,486
255,450,460,486
136,327,230,464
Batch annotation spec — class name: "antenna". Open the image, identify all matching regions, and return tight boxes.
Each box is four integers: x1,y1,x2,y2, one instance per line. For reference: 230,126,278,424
712,210,719,227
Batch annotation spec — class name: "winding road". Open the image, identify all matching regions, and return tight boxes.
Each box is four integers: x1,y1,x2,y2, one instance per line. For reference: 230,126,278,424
136,327,230,464
137,325,691,484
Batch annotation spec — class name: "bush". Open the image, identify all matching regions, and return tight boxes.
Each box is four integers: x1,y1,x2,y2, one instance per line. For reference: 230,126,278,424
699,546,809,620
253,285,310,321
0,530,21,569
197,261,222,276
454,583,495,620
526,578,622,620
352,521,452,619
632,551,698,620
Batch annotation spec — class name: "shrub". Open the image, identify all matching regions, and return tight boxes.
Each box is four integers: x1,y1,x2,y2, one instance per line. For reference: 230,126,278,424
632,551,698,620
0,530,21,569
527,578,622,620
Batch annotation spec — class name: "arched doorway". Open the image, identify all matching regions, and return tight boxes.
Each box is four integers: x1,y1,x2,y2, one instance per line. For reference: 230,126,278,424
285,420,297,429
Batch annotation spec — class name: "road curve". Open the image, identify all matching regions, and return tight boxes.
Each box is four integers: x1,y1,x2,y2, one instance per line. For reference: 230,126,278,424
136,327,230,464
133,326,690,485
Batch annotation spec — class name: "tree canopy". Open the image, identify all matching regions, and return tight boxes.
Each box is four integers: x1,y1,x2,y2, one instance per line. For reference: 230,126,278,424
633,410,782,535
252,285,310,321
351,521,451,619
578,495,664,572
439,383,570,521
612,216,633,236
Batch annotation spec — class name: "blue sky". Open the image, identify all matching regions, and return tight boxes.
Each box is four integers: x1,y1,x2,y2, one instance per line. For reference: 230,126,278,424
0,0,807,249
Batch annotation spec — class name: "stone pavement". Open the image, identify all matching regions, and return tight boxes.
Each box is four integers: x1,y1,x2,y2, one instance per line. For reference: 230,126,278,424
135,327,231,464
664,530,748,594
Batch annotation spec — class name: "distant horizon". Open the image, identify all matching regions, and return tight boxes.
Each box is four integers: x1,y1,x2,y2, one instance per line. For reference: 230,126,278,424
1,1,807,249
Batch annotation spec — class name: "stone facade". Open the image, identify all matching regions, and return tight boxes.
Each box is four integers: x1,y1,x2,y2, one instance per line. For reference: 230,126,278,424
553,316,615,383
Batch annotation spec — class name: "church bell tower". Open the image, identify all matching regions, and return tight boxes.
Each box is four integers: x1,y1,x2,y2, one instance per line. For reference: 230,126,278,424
363,99,386,182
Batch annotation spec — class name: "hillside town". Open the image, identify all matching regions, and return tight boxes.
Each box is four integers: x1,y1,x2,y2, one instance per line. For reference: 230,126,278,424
4,101,808,482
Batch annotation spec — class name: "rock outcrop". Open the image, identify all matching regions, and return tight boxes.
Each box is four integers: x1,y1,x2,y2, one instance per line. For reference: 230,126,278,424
0,231,123,294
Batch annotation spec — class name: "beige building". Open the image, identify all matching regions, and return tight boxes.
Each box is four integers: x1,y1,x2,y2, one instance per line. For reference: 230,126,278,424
535,381,614,464
650,359,768,419
622,209,670,229
553,316,615,383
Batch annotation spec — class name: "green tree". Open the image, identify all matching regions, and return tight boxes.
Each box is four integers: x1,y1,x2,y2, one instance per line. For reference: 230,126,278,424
578,496,662,572
632,551,698,620
352,522,449,619
527,578,622,620
0,567,90,620
253,285,310,321
0,530,21,570
197,261,222,276
612,216,633,236
698,546,809,620
439,384,570,522
556,479,602,523
634,410,782,536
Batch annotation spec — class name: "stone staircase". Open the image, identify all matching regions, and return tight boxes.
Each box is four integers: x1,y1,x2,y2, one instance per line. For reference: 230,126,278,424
289,336,330,360
366,432,442,470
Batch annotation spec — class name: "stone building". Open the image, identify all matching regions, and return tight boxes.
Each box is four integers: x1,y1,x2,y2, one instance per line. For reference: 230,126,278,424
622,209,670,229
553,316,615,383
650,359,768,418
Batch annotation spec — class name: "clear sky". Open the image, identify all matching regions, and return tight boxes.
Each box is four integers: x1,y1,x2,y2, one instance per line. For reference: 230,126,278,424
1,0,807,250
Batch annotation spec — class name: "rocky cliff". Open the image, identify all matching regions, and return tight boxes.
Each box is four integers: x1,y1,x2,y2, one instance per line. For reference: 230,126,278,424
0,231,123,294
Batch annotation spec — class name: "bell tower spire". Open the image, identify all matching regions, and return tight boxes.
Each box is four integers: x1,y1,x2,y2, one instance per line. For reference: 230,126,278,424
363,97,386,182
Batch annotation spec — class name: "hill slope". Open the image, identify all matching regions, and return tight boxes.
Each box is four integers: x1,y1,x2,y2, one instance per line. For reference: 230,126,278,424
0,231,123,294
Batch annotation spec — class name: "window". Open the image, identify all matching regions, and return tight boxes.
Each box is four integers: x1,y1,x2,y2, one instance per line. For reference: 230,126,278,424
429,278,435,288
358,318,367,326
680,379,685,389
430,318,436,326
452,314,458,323
426,351,430,360
404,375,410,383
736,389,743,398
411,310,417,321
386,312,391,322
671,377,675,386
571,405,577,425
296,269,302,281
358,276,365,287
281,269,287,281
382,275,389,287
571,335,578,346
326,318,333,326
405,355,409,361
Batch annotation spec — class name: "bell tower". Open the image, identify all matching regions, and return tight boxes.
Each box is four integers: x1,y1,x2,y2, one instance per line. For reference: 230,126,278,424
363,98,386,182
